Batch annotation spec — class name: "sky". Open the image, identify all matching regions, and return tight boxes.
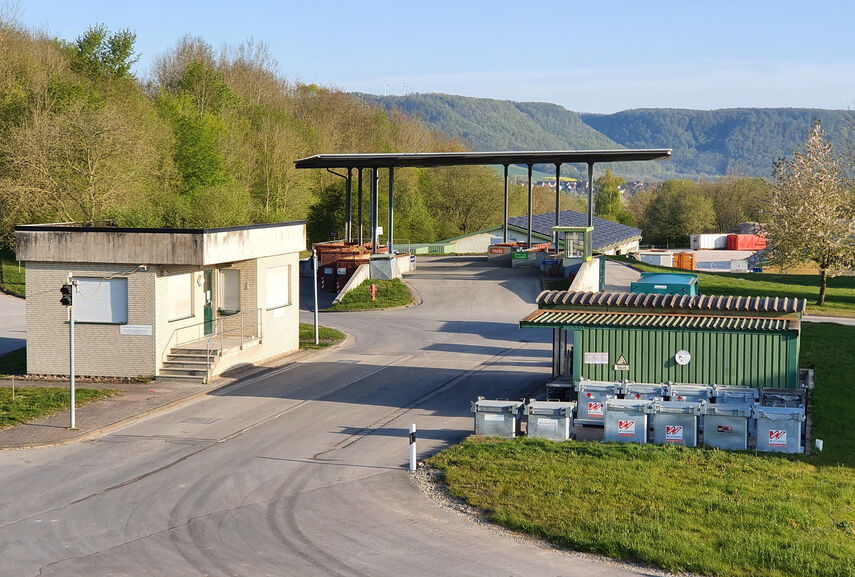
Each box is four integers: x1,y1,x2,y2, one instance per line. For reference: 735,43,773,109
11,0,855,113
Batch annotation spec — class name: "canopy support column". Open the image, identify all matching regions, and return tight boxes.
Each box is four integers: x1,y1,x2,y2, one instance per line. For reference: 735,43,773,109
357,169,363,245
587,162,594,228
369,167,377,253
554,163,561,252
345,168,352,243
388,166,394,251
527,164,533,247
503,164,509,243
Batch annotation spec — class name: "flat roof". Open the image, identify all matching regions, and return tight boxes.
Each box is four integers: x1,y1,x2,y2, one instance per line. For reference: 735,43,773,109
14,221,305,235
294,149,672,169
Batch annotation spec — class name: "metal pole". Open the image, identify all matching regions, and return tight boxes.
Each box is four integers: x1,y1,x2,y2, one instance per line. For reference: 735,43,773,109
503,164,509,243
554,163,561,253
369,168,376,253
388,166,394,251
587,162,594,228
357,168,363,245
346,168,353,243
68,276,76,430
527,164,533,247
312,248,319,345
409,423,417,472
374,169,380,251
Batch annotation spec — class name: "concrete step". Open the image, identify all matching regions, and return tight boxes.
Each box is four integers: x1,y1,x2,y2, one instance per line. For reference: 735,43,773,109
166,353,213,363
163,360,209,370
170,347,218,356
157,373,207,383
160,367,208,377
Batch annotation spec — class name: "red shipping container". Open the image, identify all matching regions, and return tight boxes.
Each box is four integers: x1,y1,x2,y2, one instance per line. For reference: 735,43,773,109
726,234,766,250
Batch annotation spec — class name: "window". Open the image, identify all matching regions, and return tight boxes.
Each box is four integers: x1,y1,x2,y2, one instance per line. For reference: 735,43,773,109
75,277,128,324
265,265,290,309
167,273,193,321
220,269,240,314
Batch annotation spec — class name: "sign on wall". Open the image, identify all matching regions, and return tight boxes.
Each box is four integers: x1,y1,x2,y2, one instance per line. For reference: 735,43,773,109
584,352,608,364
120,325,152,336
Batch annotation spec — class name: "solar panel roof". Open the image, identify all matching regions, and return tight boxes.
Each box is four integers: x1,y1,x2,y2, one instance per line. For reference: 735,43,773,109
508,209,641,251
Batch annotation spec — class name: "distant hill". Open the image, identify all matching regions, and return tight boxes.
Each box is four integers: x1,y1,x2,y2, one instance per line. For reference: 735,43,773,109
360,93,853,179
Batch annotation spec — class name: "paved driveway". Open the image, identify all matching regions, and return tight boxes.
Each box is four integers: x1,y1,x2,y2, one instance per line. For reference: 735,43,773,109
0,291,25,356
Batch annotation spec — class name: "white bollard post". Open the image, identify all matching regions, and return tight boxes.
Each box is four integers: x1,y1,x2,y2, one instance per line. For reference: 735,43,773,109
409,424,417,472
815,439,824,451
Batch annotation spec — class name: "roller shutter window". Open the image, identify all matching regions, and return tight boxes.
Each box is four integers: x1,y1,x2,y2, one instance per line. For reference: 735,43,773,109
75,277,129,324
167,273,193,321
221,269,240,314
265,265,290,310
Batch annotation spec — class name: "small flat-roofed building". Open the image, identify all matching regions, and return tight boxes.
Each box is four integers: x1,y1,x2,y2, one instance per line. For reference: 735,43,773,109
15,222,306,382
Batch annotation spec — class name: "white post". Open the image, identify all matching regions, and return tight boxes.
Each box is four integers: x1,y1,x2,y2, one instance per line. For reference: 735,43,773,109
312,248,319,345
69,276,77,430
409,423,417,472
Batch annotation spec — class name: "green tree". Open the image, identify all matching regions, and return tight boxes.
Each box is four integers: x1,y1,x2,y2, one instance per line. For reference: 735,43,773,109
594,169,634,225
67,24,138,80
641,180,715,246
765,121,855,305
710,176,770,232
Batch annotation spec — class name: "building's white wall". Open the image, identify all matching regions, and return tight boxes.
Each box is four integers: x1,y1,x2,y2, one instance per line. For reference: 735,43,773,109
154,265,207,372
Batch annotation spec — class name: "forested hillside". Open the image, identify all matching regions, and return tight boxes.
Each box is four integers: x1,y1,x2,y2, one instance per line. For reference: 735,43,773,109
0,20,527,248
364,93,854,179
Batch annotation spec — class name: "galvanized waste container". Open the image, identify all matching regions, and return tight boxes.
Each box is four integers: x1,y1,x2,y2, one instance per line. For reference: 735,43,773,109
712,385,758,404
575,380,621,425
525,400,576,442
755,406,805,454
471,398,523,438
760,388,806,408
604,399,650,444
623,382,667,401
652,401,703,447
666,383,712,403
701,403,752,450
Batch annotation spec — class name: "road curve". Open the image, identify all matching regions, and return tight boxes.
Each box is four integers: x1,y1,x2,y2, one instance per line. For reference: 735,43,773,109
0,257,656,577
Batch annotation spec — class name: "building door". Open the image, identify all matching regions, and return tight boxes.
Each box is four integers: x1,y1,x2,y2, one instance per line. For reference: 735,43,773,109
203,270,214,335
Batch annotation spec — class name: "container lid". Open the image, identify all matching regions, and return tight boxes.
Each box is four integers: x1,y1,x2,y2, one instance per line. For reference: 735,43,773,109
654,400,703,414
668,384,713,392
701,403,752,417
472,399,523,413
754,405,805,421
625,384,666,393
526,400,576,416
713,386,758,397
575,381,619,392
606,398,651,411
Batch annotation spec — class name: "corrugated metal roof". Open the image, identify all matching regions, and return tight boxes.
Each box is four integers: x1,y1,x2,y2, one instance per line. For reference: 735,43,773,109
507,209,641,252
535,290,807,313
520,309,793,332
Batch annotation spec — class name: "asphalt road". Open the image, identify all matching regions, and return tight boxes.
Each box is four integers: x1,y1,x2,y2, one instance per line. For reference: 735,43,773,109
0,291,25,356
0,257,657,577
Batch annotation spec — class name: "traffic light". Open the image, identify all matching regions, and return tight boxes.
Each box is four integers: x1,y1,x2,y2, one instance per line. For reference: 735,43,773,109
60,283,73,306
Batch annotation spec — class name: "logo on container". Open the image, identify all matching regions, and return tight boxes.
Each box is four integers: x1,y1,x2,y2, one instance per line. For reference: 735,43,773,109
588,402,603,418
665,425,684,442
618,420,636,436
769,429,787,447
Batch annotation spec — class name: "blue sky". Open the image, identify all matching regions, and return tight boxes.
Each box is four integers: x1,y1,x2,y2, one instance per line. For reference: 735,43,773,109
13,0,855,113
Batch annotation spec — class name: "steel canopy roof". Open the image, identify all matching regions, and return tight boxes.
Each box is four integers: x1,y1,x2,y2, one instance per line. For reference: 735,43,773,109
294,149,672,169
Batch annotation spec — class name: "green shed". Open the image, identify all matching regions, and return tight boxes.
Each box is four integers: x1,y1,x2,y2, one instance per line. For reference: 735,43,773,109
520,291,806,389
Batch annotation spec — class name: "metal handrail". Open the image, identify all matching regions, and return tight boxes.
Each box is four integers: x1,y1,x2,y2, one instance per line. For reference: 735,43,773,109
204,308,262,379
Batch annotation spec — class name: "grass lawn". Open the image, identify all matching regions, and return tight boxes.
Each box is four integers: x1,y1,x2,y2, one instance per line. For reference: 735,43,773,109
0,387,117,429
299,322,345,349
609,256,855,317
325,278,413,311
0,249,25,297
428,323,855,577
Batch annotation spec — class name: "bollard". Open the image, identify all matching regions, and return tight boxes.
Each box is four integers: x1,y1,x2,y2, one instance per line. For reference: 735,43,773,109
370,283,377,301
409,424,417,472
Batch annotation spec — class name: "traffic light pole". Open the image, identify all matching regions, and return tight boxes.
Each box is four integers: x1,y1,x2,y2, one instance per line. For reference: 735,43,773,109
68,275,77,430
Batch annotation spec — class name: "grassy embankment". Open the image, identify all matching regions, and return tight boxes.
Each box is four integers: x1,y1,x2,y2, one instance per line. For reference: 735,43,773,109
0,249,25,297
609,255,855,317
298,323,345,350
428,321,855,577
0,387,117,429
325,278,413,311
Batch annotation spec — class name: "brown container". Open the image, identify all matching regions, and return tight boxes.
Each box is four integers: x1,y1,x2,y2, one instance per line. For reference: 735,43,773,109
674,251,696,271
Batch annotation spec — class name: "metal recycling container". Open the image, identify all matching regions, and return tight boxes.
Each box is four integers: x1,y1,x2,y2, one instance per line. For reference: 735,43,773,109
652,401,703,447
712,385,758,404
760,388,806,408
666,383,712,403
701,403,752,451
623,382,667,402
638,250,673,267
604,399,651,444
755,405,805,454
471,399,523,438
525,400,576,442
575,380,621,425
631,272,698,296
